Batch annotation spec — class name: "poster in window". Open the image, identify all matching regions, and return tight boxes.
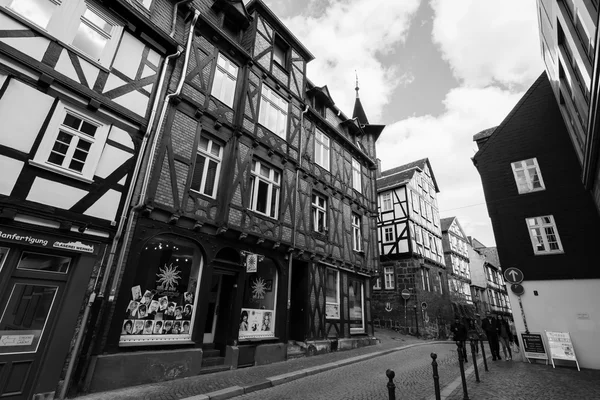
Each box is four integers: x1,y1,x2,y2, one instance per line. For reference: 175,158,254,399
349,279,364,333
239,258,277,340
119,236,203,346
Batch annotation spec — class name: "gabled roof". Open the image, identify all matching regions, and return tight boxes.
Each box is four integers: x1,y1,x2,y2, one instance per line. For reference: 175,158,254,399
379,158,440,193
440,217,455,232
376,168,418,192
480,247,500,269
473,126,497,141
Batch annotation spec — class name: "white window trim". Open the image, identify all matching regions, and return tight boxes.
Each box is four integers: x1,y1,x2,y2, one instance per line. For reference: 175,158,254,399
352,213,363,252
325,268,340,320
249,160,281,219
381,192,392,211
373,277,381,290
383,226,394,244
211,53,238,108
30,102,109,183
384,267,394,289
258,84,288,140
312,193,328,233
349,280,365,334
190,136,222,198
314,129,330,171
352,158,361,193
511,158,546,194
526,215,564,255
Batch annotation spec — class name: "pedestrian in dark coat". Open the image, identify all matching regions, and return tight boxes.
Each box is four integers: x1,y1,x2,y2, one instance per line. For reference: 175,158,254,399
450,317,468,362
481,312,501,360
498,316,513,360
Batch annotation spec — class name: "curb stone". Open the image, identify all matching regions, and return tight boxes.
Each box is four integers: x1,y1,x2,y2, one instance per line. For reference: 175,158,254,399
182,341,454,400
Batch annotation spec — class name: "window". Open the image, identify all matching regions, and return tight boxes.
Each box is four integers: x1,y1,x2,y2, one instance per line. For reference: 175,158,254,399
240,257,278,340
412,191,419,213
312,193,327,233
314,129,330,170
191,136,222,198
425,269,431,291
352,213,362,252
373,277,381,290
526,215,564,254
272,36,289,69
325,268,339,319
249,160,281,218
32,103,110,182
258,85,288,140
352,158,361,193
438,272,444,294
211,53,238,108
415,226,422,244
511,158,545,194
384,267,394,289
383,226,394,243
7,1,123,66
349,279,364,334
381,192,392,211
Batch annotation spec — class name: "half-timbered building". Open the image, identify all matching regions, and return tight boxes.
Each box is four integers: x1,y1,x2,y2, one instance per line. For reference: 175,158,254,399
0,0,176,397
373,158,450,337
79,0,384,392
440,217,475,321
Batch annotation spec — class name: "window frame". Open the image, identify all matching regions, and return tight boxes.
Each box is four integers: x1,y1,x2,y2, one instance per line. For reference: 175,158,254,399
383,226,394,244
249,160,281,219
348,279,365,334
352,213,363,252
352,158,362,193
383,267,394,289
314,129,330,171
272,34,289,71
381,192,392,211
511,158,546,194
258,84,289,140
30,102,110,183
190,135,223,198
325,268,340,320
373,277,381,290
211,53,239,108
311,193,328,233
526,215,564,255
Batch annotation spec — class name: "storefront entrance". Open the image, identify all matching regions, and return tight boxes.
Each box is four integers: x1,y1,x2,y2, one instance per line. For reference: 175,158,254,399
203,274,222,343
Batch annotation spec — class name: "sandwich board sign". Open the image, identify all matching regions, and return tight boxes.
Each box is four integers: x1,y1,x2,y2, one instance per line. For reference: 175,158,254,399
545,331,580,371
521,332,548,363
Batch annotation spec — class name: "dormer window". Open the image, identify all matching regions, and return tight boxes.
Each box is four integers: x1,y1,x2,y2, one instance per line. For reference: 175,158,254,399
222,16,240,41
273,35,289,70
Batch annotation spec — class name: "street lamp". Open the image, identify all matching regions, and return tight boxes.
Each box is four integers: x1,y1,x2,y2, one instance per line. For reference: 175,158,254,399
413,304,419,336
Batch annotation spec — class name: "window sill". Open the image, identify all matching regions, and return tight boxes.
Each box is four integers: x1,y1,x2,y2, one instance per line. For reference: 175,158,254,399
533,250,564,256
257,123,287,142
29,160,94,184
189,189,217,200
248,209,279,221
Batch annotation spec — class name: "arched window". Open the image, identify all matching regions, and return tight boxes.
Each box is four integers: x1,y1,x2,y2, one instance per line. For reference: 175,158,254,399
119,235,203,345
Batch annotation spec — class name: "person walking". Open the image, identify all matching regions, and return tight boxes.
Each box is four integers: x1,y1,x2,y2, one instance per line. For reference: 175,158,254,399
508,318,519,352
481,312,501,360
498,316,513,360
451,317,468,362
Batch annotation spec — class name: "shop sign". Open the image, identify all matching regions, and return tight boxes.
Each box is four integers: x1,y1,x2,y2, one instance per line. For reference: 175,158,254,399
0,227,99,255
521,332,547,360
0,334,34,347
545,331,580,370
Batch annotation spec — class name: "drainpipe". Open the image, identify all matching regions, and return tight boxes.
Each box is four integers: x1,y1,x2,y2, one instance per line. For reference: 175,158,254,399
108,9,201,301
286,105,309,342
170,0,193,38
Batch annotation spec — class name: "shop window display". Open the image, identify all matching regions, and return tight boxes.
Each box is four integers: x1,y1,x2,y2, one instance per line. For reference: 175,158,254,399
239,259,278,340
349,279,365,334
119,236,203,345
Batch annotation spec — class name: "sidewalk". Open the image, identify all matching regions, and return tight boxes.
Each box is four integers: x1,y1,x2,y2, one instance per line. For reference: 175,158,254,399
444,357,600,400
73,329,444,400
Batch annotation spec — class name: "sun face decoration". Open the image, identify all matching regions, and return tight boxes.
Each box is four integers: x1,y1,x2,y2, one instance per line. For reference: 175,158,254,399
156,263,181,290
252,277,267,300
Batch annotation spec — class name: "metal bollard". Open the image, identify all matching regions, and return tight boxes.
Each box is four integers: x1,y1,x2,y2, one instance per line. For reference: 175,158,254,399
386,369,396,400
431,353,441,400
456,341,470,400
470,339,480,383
479,339,489,372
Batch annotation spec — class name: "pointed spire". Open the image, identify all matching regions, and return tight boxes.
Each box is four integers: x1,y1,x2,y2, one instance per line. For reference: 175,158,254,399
352,70,369,125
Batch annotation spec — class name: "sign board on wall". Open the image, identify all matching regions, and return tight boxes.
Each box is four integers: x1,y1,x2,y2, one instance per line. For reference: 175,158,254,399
545,331,580,371
521,332,548,362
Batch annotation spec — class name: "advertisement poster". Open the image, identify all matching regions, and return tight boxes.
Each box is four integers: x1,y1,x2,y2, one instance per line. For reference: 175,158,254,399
521,332,548,360
545,331,577,361
326,303,339,319
239,308,274,339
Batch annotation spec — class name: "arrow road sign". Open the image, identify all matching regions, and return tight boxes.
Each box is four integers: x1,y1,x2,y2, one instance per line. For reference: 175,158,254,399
504,267,524,284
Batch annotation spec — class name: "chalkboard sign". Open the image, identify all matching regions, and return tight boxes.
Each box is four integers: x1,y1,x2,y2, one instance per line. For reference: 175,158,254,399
545,331,580,371
521,332,547,361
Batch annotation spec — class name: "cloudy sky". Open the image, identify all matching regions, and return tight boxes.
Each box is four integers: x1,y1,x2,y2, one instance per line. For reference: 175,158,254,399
257,0,544,246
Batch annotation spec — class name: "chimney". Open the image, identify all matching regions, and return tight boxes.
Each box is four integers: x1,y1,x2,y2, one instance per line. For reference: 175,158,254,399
376,158,382,178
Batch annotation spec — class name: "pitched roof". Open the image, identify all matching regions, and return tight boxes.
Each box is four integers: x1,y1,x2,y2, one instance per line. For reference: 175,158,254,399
353,97,369,125
440,217,455,232
378,158,440,193
473,126,497,141
480,247,500,269
377,168,418,191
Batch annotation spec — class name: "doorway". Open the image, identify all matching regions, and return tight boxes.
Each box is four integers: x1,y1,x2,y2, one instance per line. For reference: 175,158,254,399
203,274,222,344
289,260,307,342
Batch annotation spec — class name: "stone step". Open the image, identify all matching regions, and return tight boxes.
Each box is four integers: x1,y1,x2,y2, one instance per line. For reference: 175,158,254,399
203,349,221,358
201,356,225,368
198,364,231,375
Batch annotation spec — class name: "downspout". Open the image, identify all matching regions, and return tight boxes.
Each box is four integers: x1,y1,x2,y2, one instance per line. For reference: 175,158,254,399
170,0,193,38
108,9,201,301
287,105,309,341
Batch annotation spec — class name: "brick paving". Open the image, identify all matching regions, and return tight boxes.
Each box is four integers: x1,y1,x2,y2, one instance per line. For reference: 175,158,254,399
446,359,600,400
73,329,434,400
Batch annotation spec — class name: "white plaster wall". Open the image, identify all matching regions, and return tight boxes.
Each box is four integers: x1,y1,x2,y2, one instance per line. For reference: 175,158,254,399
55,50,79,82
0,13,49,61
95,145,133,179
0,80,54,152
468,245,487,287
84,189,121,221
0,155,23,195
27,177,87,209
112,90,148,117
108,126,134,149
112,31,145,80
509,279,600,369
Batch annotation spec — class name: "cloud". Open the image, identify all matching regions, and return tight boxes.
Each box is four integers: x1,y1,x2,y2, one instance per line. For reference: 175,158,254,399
271,0,421,120
378,86,526,245
431,0,544,89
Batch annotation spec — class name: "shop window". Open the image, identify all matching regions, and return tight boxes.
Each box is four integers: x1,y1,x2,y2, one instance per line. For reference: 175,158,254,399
249,160,281,219
190,135,222,198
349,279,364,334
211,53,238,108
119,235,203,346
239,257,278,340
0,247,10,273
31,102,110,183
325,267,339,319
17,251,71,273
258,85,288,140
